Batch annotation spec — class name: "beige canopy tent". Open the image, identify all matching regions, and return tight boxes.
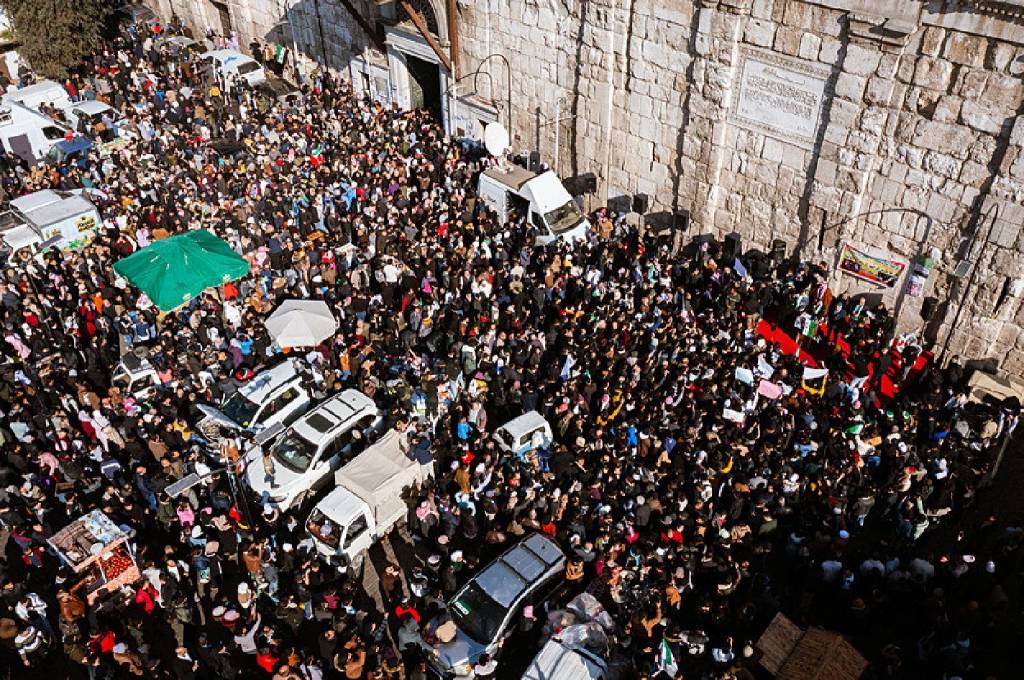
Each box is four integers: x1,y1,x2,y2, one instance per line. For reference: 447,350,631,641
756,613,867,680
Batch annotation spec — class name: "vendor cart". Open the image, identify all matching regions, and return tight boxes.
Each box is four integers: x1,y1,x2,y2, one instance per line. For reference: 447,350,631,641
47,510,140,604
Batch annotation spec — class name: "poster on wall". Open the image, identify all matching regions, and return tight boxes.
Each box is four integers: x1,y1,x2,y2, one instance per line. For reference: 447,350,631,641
837,243,907,288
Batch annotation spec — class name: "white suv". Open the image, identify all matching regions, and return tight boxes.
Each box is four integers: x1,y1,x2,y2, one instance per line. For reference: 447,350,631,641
196,361,311,443
245,390,382,510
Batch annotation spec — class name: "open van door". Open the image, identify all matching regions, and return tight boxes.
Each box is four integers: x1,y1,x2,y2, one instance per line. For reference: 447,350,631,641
8,133,33,161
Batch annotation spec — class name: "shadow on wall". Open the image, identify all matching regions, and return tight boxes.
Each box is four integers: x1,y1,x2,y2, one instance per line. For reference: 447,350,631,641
796,15,849,259
567,0,590,179
667,7,703,225
252,0,374,77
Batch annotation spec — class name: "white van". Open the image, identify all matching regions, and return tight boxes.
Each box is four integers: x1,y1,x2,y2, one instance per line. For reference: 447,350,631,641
0,102,69,163
245,389,382,510
4,80,73,114
195,361,311,442
111,354,165,401
478,166,589,245
199,50,267,88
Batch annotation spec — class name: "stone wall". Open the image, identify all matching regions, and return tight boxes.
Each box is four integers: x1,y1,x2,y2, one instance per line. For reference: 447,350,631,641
150,0,377,74
151,0,1024,375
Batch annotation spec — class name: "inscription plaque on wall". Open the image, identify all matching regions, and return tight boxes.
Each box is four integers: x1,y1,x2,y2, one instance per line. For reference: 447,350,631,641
732,48,829,148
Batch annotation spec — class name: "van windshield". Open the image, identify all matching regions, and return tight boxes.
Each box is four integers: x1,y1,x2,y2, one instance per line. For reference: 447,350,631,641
237,62,261,76
544,199,584,234
449,582,504,644
222,392,259,427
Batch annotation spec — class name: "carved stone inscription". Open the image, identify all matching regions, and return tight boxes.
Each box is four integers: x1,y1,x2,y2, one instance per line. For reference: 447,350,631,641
733,49,829,147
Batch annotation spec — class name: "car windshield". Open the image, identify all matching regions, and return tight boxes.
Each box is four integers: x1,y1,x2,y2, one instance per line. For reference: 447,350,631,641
272,432,317,472
221,391,259,427
544,199,584,234
449,582,505,645
237,62,261,75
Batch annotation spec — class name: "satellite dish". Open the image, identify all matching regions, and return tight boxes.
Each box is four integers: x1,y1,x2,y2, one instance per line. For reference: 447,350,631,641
483,122,510,157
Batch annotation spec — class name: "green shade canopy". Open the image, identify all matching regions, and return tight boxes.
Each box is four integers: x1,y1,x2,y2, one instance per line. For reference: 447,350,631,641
113,230,250,311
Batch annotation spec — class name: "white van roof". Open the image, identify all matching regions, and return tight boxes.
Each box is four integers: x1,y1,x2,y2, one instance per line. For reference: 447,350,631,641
290,389,375,443
2,224,40,251
21,195,95,228
10,189,63,213
523,171,573,214
523,639,607,680
238,361,300,403
482,164,537,191
0,101,63,128
5,80,68,102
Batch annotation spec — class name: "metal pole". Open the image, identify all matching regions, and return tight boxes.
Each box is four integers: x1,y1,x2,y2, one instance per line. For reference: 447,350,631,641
940,203,1001,362
476,53,512,133
554,97,560,175
602,0,620,204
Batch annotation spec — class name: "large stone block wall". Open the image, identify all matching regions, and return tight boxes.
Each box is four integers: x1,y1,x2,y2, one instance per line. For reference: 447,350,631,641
151,0,1024,373
150,0,376,73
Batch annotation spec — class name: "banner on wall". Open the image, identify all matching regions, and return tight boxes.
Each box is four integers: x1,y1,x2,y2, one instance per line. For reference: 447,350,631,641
837,243,907,288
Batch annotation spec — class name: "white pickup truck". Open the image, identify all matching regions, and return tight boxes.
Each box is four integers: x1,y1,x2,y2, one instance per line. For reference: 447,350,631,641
305,429,433,571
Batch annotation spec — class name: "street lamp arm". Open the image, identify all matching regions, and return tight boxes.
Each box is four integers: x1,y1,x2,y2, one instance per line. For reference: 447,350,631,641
450,53,512,133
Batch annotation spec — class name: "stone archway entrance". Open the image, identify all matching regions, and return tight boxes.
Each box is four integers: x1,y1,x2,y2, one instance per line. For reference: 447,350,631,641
405,53,443,120
384,0,454,129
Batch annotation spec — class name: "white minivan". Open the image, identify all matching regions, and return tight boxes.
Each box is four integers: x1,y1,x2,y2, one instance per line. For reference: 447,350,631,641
199,50,267,88
477,165,589,245
428,534,567,676
245,389,382,510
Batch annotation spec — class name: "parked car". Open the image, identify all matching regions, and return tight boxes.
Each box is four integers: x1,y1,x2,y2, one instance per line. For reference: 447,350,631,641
60,101,126,141
492,410,553,459
427,533,567,676
245,389,382,510
111,354,164,401
195,361,311,443
198,49,267,88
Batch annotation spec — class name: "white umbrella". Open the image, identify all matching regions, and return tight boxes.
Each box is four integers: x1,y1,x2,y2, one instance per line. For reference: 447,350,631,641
265,299,337,347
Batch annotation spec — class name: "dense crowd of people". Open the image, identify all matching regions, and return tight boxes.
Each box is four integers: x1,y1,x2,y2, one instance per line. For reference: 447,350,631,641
0,11,1021,680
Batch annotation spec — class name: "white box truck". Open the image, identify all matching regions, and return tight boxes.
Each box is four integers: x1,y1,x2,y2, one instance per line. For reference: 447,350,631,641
306,429,433,571
477,165,590,245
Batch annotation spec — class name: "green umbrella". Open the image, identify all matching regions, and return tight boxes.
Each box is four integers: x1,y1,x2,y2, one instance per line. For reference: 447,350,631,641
113,229,250,311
